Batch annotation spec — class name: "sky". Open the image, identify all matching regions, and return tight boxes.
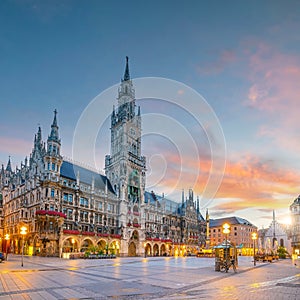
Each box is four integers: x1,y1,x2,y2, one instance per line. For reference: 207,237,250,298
1,0,300,228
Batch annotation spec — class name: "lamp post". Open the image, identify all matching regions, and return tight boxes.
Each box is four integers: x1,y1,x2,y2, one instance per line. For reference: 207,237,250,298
20,226,27,267
252,232,257,266
222,223,230,272
4,234,10,261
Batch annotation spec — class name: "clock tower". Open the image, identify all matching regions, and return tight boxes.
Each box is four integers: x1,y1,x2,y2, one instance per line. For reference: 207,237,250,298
105,57,146,203
105,57,146,256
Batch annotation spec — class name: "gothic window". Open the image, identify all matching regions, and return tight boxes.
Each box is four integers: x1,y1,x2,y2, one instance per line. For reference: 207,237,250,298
51,189,55,198
48,163,50,170
68,194,73,204
52,163,55,171
80,211,88,222
108,203,114,212
67,209,73,220
80,197,89,207
63,193,68,203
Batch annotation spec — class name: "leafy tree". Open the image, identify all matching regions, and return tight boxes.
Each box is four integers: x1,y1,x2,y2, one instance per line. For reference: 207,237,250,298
277,246,287,259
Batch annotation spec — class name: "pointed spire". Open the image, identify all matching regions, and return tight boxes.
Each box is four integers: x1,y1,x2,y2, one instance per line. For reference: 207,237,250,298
273,210,275,222
123,56,130,81
6,156,12,172
34,126,42,150
206,209,209,222
48,109,60,144
37,126,42,143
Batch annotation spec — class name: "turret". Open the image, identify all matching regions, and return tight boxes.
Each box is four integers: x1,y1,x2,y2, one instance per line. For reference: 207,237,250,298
6,156,12,172
47,109,61,154
44,110,62,181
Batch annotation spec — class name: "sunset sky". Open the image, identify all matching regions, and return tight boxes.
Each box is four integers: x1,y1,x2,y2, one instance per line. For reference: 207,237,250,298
1,0,300,228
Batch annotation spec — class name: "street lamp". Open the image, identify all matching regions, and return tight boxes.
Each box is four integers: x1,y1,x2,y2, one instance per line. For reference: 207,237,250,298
4,234,10,261
252,232,257,266
222,223,230,273
20,226,27,267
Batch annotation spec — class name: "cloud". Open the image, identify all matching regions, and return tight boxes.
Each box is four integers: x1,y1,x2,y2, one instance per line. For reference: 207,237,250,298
196,49,237,75
209,153,299,214
145,136,298,217
246,45,300,113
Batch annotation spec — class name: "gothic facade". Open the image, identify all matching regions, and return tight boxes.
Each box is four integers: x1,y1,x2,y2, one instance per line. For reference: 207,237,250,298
258,211,292,255
0,58,206,258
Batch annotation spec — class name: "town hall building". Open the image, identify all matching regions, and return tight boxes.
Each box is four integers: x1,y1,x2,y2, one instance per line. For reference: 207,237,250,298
0,58,206,258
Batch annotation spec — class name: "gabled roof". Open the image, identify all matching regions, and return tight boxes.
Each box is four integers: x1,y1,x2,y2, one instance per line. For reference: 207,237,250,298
209,216,256,228
292,195,300,205
60,160,115,194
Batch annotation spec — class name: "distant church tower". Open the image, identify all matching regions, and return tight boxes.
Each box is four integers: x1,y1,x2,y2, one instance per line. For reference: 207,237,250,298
105,57,146,204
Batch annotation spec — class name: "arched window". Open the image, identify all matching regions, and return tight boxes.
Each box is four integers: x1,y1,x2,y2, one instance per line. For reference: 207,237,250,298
280,238,284,247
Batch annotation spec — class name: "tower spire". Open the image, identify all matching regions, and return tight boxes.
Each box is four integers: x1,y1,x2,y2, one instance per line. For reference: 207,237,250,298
48,109,60,144
123,56,130,81
6,156,12,172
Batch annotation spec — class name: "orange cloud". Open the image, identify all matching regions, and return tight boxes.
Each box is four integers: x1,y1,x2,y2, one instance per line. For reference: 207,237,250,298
211,154,299,212
149,148,298,215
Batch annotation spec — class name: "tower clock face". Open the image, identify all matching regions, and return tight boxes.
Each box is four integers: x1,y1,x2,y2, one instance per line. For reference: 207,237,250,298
129,170,139,187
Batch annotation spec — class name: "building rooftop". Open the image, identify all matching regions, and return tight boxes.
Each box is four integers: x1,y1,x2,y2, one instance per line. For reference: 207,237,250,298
209,216,256,228
60,160,115,194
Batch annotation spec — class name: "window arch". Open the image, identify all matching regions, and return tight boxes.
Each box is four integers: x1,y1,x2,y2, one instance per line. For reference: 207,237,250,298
280,238,284,247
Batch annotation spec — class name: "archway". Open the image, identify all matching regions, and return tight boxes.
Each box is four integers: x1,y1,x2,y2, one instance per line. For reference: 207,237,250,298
63,238,79,253
145,242,152,256
128,242,136,256
153,244,159,256
161,244,167,256
80,238,93,252
109,240,120,256
97,239,107,252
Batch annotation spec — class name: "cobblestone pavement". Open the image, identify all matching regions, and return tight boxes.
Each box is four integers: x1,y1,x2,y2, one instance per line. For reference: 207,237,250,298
0,255,299,299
